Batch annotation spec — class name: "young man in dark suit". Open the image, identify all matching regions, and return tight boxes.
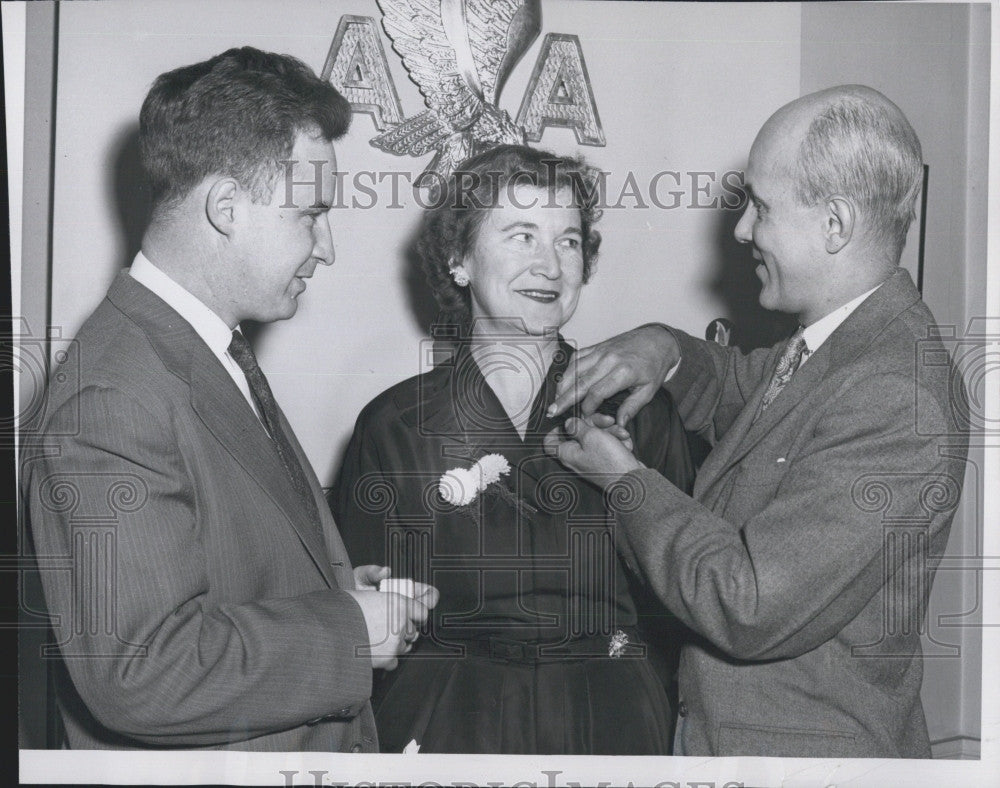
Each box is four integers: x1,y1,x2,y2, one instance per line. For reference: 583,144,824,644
23,47,436,751
545,85,967,758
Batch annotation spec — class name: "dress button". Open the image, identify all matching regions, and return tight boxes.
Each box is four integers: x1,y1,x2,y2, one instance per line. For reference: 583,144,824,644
678,701,688,717
350,742,364,753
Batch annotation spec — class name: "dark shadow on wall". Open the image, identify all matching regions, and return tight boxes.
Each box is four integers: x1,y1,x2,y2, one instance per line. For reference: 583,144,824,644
706,199,797,352
109,122,151,273
401,219,442,336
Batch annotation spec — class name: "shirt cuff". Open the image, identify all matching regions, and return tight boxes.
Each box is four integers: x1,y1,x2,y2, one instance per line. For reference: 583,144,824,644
664,357,681,384
636,322,682,386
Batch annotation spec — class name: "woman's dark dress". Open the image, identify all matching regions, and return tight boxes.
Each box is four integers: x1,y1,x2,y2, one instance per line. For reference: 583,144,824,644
331,340,694,754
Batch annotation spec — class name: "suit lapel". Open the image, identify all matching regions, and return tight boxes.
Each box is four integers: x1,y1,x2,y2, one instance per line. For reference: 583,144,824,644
106,272,336,587
698,268,921,494
276,407,355,587
739,348,832,447
190,363,336,585
694,347,831,496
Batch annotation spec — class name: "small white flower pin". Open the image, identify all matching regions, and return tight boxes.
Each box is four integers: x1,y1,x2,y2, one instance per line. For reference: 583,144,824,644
439,454,511,506
609,629,629,658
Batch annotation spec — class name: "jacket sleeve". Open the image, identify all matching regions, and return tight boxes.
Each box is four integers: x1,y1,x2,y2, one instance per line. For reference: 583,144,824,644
25,383,373,747
613,371,963,661
629,388,696,496
665,327,778,446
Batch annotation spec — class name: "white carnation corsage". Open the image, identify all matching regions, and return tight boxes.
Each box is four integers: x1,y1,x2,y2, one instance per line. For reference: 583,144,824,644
438,453,511,506
438,454,535,522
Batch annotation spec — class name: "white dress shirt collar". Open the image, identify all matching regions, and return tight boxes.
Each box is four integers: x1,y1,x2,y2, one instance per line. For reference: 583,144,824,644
128,251,235,355
800,282,883,360
128,252,264,423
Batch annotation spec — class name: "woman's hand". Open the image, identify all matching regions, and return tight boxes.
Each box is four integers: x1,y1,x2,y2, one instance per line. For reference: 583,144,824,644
590,412,634,453
543,416,645,489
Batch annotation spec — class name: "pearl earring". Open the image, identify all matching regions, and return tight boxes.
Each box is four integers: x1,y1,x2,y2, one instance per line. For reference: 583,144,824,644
450,266,470,287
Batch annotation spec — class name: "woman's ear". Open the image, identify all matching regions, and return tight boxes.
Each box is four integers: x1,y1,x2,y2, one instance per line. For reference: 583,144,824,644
206,178,239,237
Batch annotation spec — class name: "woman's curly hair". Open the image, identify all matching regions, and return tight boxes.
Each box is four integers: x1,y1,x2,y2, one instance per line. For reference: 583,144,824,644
416,144,603,327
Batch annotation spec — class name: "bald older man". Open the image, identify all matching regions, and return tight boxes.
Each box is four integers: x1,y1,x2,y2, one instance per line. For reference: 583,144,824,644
544,86,967,758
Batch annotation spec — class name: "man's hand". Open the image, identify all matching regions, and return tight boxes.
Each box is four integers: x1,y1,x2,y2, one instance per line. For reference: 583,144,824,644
590,412,635,452
547,325,681,426
408,581,440,609
344,586,439,671
543,416,645,489
353,564,391,591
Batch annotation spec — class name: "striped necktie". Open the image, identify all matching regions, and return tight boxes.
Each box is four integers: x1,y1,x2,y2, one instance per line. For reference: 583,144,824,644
228,330,322,531
755,327,808,419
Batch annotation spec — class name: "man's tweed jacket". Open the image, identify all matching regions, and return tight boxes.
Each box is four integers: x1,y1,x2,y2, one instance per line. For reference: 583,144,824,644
613,268,967,758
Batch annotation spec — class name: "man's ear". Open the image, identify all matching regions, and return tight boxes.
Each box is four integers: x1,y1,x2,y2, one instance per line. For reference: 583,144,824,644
205,178,240,237
823,195,854,254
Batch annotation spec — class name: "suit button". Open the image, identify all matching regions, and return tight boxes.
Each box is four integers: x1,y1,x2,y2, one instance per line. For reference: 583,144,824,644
334,707,352,717
678,701,688,717
350,743,364,753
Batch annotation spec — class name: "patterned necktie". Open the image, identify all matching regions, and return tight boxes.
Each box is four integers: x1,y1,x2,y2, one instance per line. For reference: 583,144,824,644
228,331,322,531
755,326,808,419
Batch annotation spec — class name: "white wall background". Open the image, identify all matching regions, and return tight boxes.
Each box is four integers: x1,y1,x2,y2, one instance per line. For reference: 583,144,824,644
19,0,989,758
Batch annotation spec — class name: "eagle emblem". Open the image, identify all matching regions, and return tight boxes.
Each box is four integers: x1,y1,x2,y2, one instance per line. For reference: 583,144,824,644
372,0,541,181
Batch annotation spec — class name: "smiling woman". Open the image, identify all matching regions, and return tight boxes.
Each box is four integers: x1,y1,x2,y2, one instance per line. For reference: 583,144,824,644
459,182,586,339
329,145,696,754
